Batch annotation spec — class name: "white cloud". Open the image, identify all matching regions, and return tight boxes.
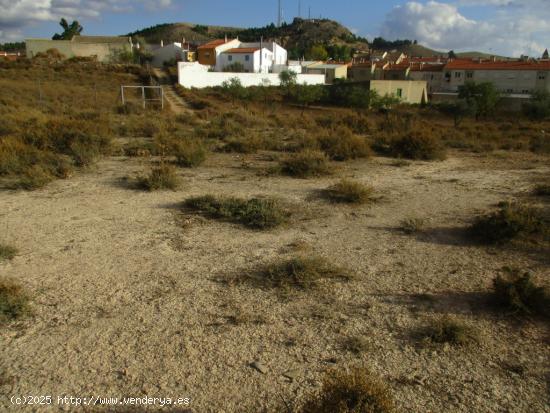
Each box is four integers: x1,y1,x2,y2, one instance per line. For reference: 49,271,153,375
380,0,550,57
0,0,173,42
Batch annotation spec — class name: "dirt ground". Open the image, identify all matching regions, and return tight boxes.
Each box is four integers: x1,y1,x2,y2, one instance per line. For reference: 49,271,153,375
1,148,549,412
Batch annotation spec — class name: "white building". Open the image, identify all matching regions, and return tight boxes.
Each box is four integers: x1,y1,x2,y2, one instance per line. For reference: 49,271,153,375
216,47,274,73
151,42,190,67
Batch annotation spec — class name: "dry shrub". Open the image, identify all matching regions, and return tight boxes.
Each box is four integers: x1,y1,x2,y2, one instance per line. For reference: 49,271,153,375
469,202,547,244
389,130,446,160
324,180,374,204
280,150,331,178
533,183,550,197
319,127,371,161
300,367,394,413
0,244,17,261
530,134,550,154
222,135,264,154
342,336,370,354
0,278,30,324
493,267,549,316
399,217,425,234
250,256,351,290
423,316,478,346
184,195,288,229
137,163,180,191
172,139,207,167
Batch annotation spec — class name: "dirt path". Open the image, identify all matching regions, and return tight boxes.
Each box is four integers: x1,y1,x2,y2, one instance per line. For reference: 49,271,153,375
0,151,548,412
152,68,191,115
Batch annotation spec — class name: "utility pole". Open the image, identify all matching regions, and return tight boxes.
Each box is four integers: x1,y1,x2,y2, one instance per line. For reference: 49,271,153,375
278,0,282,27
308,6,311,20
298,0,301,18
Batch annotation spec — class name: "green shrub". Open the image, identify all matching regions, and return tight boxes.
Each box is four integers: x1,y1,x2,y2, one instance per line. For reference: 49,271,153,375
300,367,394,413
324,180,374,204
0,278,30,324
251,256,351,290
13,165,55,190
319,127,371,161
423,316,478,346
493,268,549,316
280,150,331,178
389,131,446,160
0,244,17,261
137,163,180,191
184,195,288,229
469,202,547,244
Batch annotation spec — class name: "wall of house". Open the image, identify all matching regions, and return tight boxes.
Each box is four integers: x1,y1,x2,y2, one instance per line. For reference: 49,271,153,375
370,80,428,104
26,39,129,62
442,69,550,94
216,49,274,73
239,42,287,66
151,44,186,67
409,71,444,93
178,62,325,88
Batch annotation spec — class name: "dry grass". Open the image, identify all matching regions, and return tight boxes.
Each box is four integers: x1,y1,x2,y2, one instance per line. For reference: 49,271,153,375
136,163,180,191
184,195,289,229
0,244,18,261
324,180,375,204
399,217,425,234
469,202,548,244
422,316,479,347
300,367,395,413
246,256,352,291
0,278,30,324
389,131,446,161
279,150,331,178
318,127,372,161
492,267,549,317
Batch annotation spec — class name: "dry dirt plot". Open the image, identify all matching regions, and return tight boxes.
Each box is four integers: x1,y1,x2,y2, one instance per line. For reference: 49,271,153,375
1,149,549,412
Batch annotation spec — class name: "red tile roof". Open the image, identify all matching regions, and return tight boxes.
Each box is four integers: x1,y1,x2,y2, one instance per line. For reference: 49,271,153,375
197,39,230,50
409,63,446,72
445,59,550,71
225,47,259,54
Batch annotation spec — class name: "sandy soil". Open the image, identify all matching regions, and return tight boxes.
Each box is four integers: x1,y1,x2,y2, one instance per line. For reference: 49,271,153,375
1,149,549,412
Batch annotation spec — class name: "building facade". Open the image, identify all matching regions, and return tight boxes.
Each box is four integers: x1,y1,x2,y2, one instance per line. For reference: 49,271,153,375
26,36,133,62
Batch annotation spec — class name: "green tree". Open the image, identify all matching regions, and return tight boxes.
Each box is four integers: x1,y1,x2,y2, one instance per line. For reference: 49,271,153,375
292,84,326,115
222,77,248,105
279,70,297,98
307,44,329,61
458,81,500,120
448,50,457,59
223,62,246,73
522,90,550,120
52,18,83,40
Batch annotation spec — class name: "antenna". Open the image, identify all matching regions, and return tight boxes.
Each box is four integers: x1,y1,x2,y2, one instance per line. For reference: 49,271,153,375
278,0,282,27
298,0,301,17
308,6,311,19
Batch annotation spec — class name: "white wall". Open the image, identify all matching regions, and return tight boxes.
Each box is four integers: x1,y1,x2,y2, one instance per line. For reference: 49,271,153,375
178,62,325,88
216,48,274,73
151,44,186,67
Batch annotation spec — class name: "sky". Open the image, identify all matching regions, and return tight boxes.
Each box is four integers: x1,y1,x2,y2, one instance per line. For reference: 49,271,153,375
0,0,548,57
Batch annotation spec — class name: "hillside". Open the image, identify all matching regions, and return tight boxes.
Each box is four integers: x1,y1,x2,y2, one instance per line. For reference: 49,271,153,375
128,18,370,60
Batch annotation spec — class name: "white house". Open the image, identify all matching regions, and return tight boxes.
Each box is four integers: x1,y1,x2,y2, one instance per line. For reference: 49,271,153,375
216,47,274,73
151,42,189,67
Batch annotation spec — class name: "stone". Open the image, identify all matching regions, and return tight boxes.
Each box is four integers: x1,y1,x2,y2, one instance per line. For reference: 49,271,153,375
282,369,300,381
250,361,268,374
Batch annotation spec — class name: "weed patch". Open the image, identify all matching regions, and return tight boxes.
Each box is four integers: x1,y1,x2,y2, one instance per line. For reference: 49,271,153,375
184,195,288,229
280,150,331,178
0,278,30,324
324,180,374,204
492,267,549,316
422,316,478,346
300,367,395,413
0,244,17,261
137,163,180,191
389,131,446,160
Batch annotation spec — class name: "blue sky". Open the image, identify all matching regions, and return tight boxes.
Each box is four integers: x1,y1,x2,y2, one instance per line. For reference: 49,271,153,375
1,1,548,57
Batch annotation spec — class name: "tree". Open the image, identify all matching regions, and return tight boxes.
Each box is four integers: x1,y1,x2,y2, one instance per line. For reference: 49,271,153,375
522,90,550,120
448,50,457,59
52,18,83,40
279,70,297,98
221,77,248,104
292,84,325,115
458,81,500,120
306,44,328,61
437,100,473,128
222,62,246,73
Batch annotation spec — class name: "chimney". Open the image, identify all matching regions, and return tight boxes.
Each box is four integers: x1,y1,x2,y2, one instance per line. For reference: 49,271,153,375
160,40,164,47
225,34,228,43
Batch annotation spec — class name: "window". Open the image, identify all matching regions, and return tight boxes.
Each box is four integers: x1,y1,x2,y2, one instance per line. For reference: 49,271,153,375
245,55,250,61
204,52,210,58
538,72,546,80
522,89,530,94
396,88,403,97
506,89,513,93
466,71,473,79
228,55,233,61
454,71,462,78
